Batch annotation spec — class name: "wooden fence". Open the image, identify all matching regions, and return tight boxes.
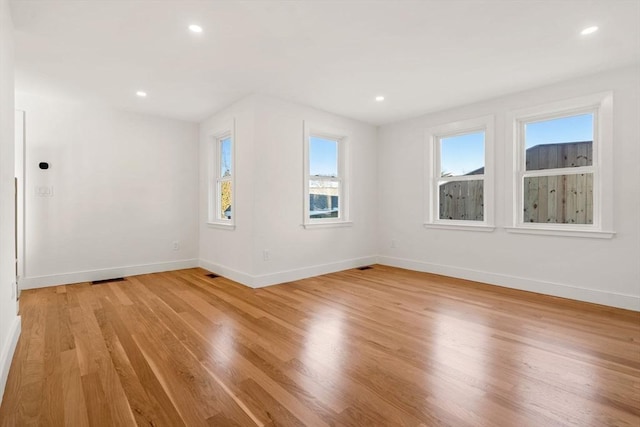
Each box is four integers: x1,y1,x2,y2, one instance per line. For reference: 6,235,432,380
440,141,593,224
439,180,484,221
523,173,593,224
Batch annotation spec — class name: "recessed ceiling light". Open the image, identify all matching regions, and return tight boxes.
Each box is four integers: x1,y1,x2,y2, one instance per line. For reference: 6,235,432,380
136,91,147,97
189,24,203,33
580,26,598,35
375,95,385,102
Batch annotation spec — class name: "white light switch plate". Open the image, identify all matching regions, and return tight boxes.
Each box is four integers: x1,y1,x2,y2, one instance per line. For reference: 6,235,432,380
35,186,53,197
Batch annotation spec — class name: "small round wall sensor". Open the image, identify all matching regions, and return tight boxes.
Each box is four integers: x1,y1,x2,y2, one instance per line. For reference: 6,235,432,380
39,162,49,170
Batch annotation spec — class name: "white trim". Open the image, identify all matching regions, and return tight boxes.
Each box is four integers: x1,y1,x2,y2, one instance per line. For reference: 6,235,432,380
303,121,351,227
19,259,199,289
15,110,25,285
521,166,594,178
208,119,235,227
508,92,612,122
198,259,254,288
302,221,353,229
252,256,376,288
425,115,495,227
423,223,495,232
378,256,639,311
504,226,615,239
437,174,486,183
206,222,236,230
506,92,614,234
0,316,21,405
198,256,377,289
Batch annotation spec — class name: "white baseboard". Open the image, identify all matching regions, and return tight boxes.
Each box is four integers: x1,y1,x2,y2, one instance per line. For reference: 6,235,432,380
20,259,199,290
17,254,637,311
378,255,640,311
199,256,378,289
0,315,21,406
252,256,378,288
198,259,254,287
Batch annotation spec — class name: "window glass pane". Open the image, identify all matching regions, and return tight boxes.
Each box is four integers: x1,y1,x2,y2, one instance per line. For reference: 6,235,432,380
524,113,593,171
440,131,484,177
220,181,232,220
220,137,232,178
310,136,338,177
439,179,484,221
523,173,593,224
309,180,339,219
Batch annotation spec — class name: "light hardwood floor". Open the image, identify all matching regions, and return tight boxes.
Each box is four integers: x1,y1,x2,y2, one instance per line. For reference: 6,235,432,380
0,265,638,426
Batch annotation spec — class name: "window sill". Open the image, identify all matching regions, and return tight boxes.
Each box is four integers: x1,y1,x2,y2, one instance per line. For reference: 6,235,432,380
207,222,236,230
303,221,353,230
423,223,495,232
504,226,615,239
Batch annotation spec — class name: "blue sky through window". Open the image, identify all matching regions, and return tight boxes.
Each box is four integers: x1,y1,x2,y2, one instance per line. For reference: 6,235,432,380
220,137,232,177
525,113,593,149
310,136,338,176
440,131,484,176
439,114,593,176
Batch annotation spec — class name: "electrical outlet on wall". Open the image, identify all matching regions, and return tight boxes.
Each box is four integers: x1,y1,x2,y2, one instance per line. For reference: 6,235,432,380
263,250,270,261
172,241,180,251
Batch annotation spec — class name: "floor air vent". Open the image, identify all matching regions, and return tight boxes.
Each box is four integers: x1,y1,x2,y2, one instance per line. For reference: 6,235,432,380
91,277,125,285
357,266,373,271
206,273,220,279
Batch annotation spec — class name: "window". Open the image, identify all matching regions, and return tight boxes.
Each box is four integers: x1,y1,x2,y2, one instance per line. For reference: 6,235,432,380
522,113,594,225
303,122,350,228
508,92,614,238
208,123,235,228
425,115,495,231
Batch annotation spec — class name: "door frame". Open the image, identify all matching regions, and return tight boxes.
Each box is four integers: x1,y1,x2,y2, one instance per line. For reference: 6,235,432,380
15,110,25,294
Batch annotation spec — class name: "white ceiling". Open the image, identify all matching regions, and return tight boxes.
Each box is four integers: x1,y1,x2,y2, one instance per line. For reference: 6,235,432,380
10,0,640,125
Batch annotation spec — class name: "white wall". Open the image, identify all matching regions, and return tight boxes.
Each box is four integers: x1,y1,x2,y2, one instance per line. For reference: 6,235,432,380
252,95,378,284
199,94,378,286
0,0,20,405
199,96,257,282
377,65,640,310
16,92,199,288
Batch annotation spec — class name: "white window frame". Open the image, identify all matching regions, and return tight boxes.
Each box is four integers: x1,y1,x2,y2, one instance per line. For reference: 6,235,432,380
505,92,615,239
208,120,235,229
424,115,495,232
303,121,351,229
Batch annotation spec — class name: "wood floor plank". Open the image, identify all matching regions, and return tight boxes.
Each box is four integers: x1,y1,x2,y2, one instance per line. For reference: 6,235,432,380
60,349,90,427
0,290,44,425
121,284,264,426
93,309,163,427
40,291,64,426
2,265,639,426
99,298,187,427
81,373,114,427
